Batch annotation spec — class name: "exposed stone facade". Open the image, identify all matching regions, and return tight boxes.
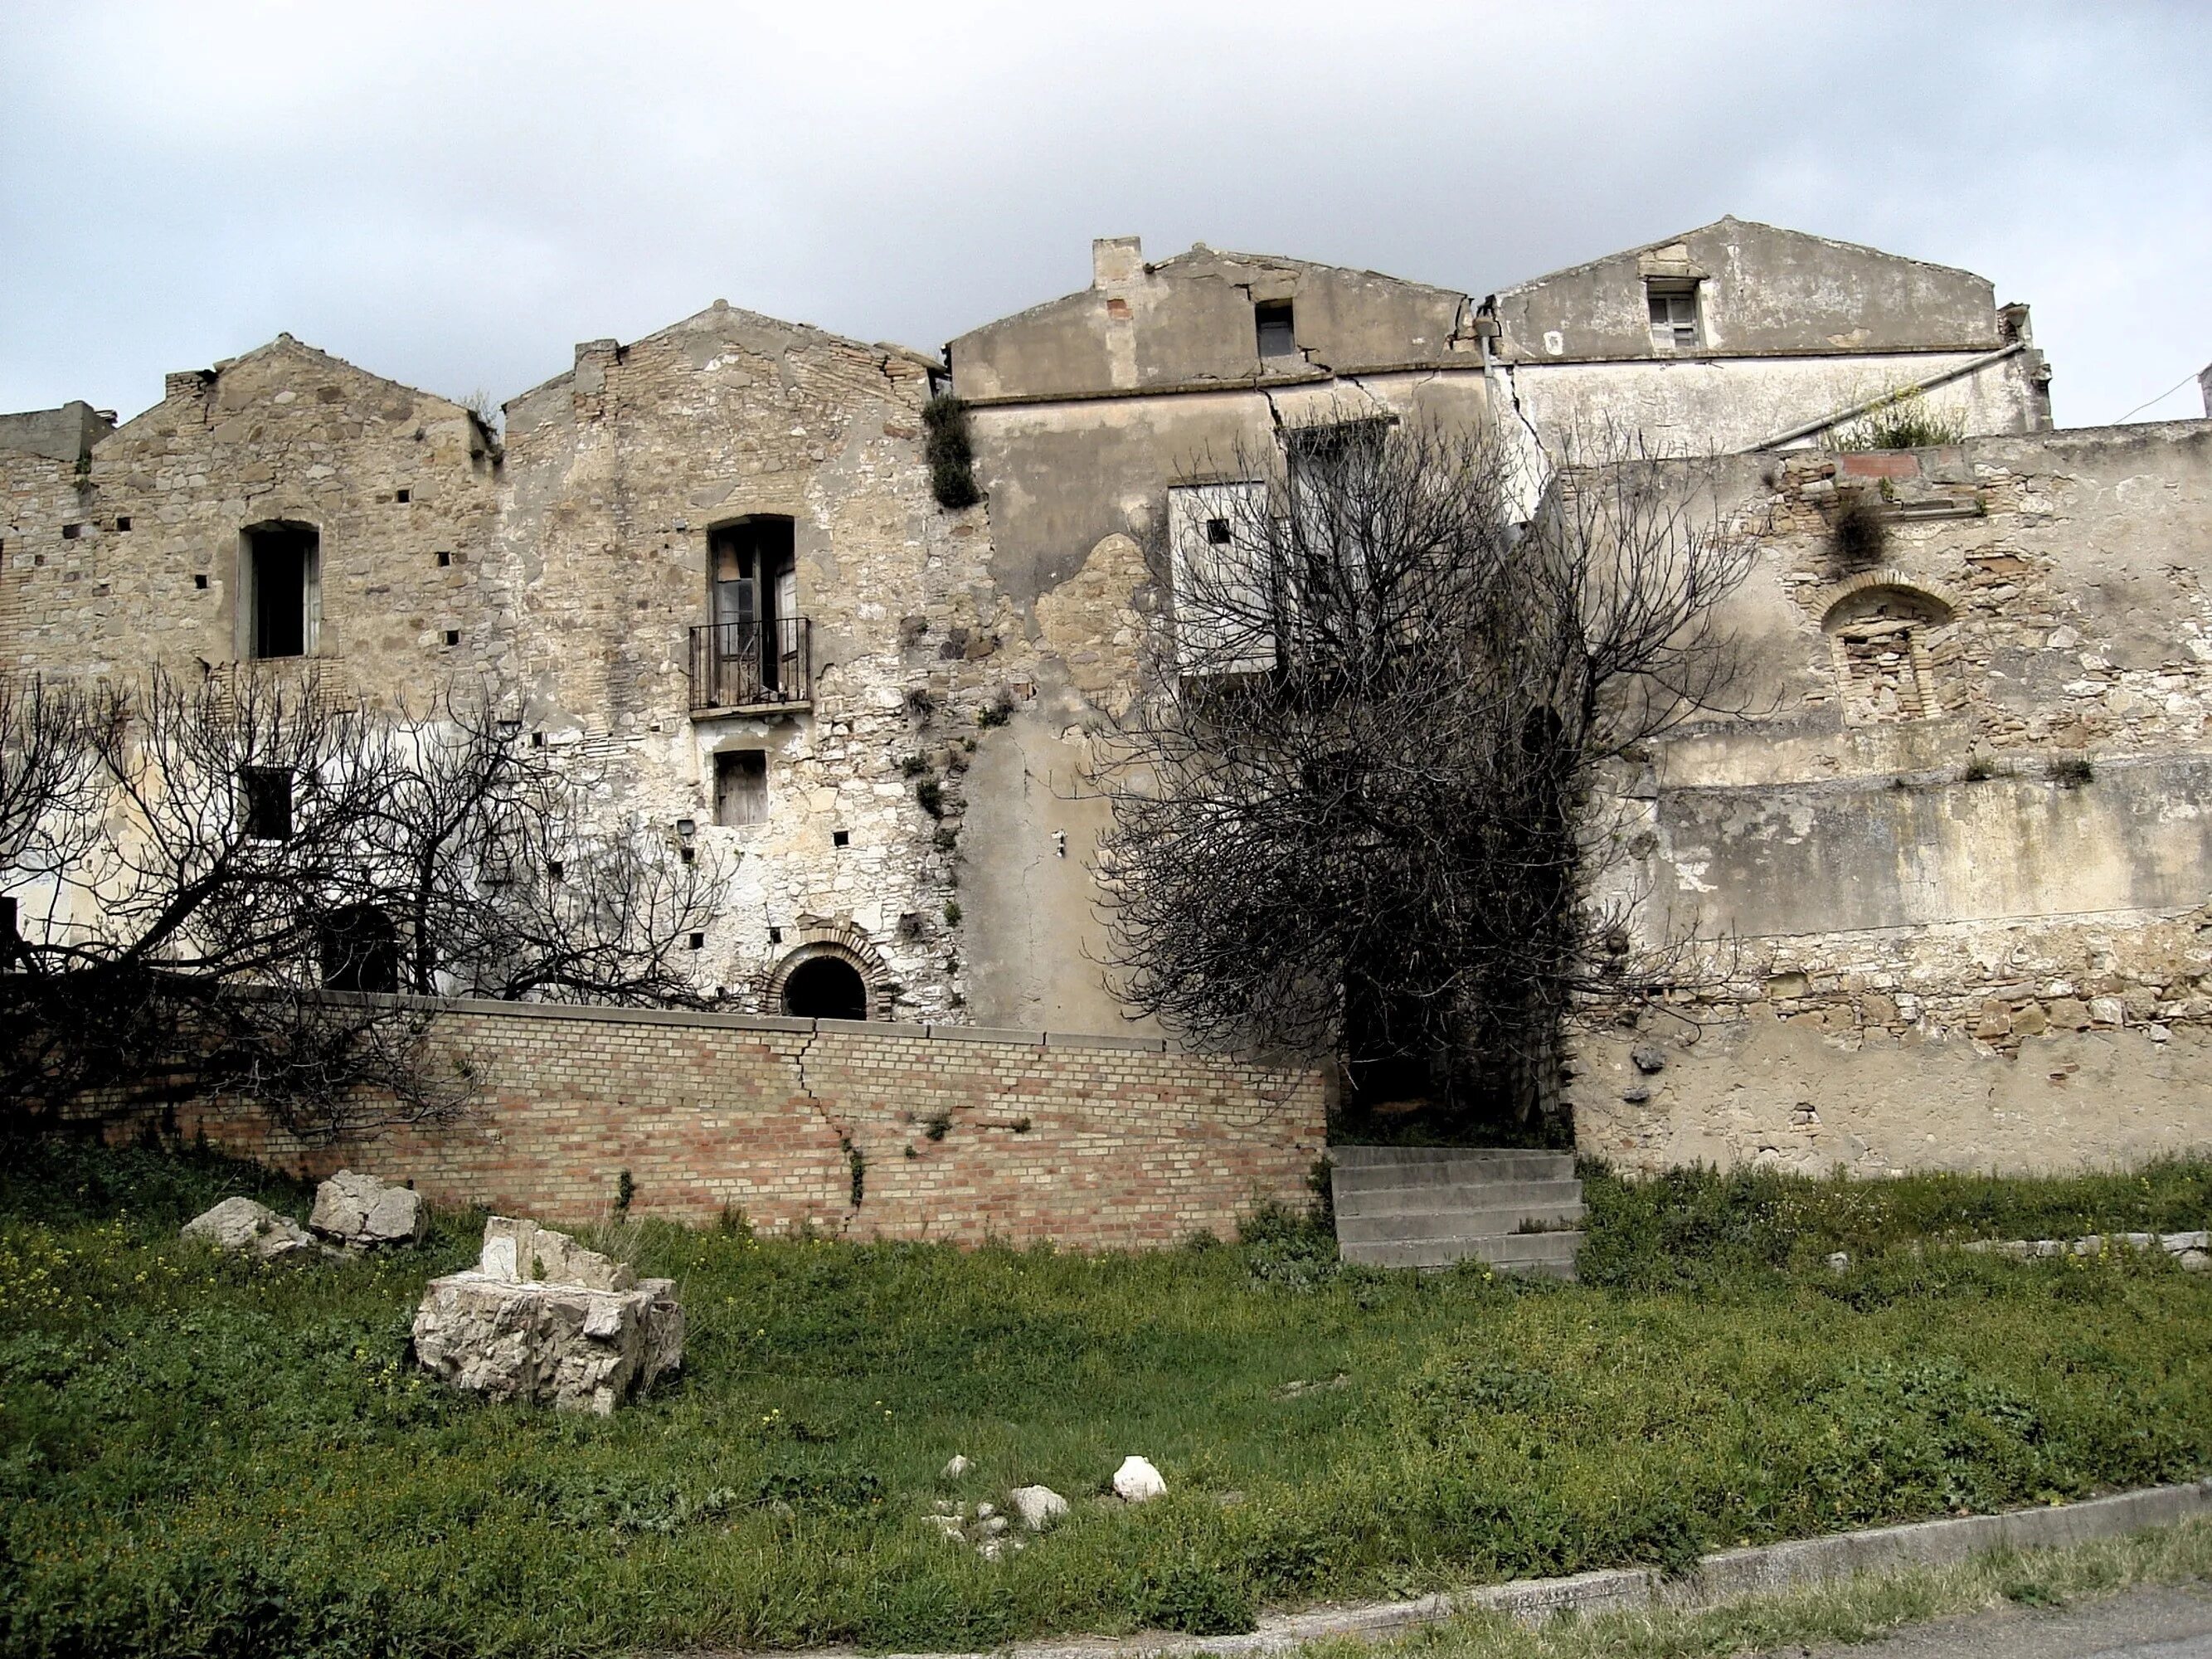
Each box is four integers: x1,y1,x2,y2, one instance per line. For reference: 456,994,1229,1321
9,216,2210,1179
1578,421,2212,1173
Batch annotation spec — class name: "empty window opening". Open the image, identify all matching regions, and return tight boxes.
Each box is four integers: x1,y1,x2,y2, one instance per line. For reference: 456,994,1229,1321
319,903,401,993
781,955,869,1021
531,730,546,748
436,551,451,567
394,489,410,504
1255,299,1297,360
707,516,799,704
61,523,81,541
713,748,769,827
243,522,318,659
193,573,207,590
241,767,295,841
688,932,706,951
768,925,783,944
444,629,459,646
114,516,131,533
547,859,564,883
832,829,851,848
1647,280,1699,353
1205,517,1232,545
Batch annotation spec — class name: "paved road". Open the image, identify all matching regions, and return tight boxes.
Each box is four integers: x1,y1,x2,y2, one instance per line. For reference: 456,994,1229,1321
1761,1583,2212,1658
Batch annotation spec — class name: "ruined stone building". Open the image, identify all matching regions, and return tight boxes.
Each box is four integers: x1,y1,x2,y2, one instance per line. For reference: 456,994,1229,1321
5,216,2208,1173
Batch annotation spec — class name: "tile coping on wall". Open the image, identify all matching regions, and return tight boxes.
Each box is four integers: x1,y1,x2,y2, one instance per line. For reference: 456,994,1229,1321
692,1478,2212,1659
299,990,1180,1053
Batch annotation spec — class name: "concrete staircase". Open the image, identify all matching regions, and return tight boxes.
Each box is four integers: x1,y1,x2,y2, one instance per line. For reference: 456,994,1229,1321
1330,1146,1583,1277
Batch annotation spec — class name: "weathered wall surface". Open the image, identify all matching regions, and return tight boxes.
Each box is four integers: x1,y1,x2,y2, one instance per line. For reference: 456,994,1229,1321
1,337,503,694
1576,419,2212,1169
493,305,980,1019
119,1000,1330,1246
1490,217,2001,363
1577,1014,2212,1175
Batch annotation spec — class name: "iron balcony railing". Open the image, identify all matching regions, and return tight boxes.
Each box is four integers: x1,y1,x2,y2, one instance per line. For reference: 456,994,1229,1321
688,617,812,713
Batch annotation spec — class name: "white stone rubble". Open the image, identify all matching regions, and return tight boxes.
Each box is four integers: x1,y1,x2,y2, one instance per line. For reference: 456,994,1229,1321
181,1196,317,1261
1010,1484,1068,1530
309,1169,426,1248
411,1216,681,1413
1113,1455,1167,1503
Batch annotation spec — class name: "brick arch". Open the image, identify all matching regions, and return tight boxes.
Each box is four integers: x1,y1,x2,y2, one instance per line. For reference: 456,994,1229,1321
1818,568,1959,628
761,923,897,1021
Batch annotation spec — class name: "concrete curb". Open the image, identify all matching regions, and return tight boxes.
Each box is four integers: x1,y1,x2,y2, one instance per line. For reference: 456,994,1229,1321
794,1478,2212,1659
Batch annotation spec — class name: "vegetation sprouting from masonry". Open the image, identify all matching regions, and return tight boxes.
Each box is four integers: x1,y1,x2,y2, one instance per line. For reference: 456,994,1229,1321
0,671,727,1141
1095,420,1757,1138
3,1136,2212,1656
922,394,983,510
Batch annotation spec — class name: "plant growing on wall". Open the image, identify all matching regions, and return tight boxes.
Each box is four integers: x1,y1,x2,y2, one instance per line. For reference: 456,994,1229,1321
921,395,983,510
1830,386,1967,452
1094,420,1755,1136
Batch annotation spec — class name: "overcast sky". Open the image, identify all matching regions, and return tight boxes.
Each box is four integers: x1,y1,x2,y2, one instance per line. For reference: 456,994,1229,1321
3,2,2207,429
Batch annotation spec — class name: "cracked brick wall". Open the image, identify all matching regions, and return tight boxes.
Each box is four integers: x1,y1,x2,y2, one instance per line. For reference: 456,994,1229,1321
114,1000,1329,1246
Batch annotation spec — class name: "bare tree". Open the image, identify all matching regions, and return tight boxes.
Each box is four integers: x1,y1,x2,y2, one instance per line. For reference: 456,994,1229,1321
357,687,727,1006
0,670,730,1141
1095,417,1755,1136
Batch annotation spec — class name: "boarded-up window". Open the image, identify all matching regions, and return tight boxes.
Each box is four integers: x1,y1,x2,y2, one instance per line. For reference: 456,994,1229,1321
714,748,768,826
1169,481,1274,676
1646,281,1699,353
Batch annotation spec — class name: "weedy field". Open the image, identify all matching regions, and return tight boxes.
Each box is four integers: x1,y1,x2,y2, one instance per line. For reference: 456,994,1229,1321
3,1136,2212,1658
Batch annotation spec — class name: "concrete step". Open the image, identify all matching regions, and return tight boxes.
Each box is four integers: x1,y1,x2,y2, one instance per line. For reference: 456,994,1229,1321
1332,1175,1586,1217
1330,1145,1576,1177
1330,1155,1577,1192
1334,1202,1586,1245
1339,1230,1584,1275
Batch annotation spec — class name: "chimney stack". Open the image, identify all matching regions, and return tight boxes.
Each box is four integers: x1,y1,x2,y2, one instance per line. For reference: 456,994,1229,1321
1091,236,1143,290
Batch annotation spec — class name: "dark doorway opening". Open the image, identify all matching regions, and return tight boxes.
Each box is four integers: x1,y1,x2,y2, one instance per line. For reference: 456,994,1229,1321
245,523,318,659
707,516,797,703
780,955,868,1021
320,903,402,993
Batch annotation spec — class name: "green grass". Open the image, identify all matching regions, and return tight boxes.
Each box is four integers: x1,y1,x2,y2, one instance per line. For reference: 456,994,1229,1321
1308,1519,2212,1659
3,1139,2212,1657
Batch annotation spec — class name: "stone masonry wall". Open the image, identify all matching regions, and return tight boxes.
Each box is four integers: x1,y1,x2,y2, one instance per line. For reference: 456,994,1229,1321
1575,421,2212,1174
119,999,1330,1247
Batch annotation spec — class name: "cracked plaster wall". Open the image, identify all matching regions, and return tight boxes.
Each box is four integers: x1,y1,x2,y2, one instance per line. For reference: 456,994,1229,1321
1579,419,2212,1173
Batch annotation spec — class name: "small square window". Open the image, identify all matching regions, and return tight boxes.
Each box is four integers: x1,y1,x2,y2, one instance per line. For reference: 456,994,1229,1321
768,926,784,944
688,932,706,951
531,731,546,749
547,859,564,882
61,523,82,541
832,829,850,849
714,749,769,827
436,550,451,567
240,767,294,841
445,629,459,646
1255,299,1296,360
114,516,132,533
395,489,411,504
194,573,207,590
1205,517,1232,545
1647,281,1699,353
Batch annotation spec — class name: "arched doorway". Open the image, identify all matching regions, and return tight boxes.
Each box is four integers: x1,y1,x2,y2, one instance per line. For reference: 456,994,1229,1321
780,954,869,1020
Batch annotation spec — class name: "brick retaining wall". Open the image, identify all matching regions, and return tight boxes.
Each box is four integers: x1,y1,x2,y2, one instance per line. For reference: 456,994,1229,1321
130,1000,1330,1248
